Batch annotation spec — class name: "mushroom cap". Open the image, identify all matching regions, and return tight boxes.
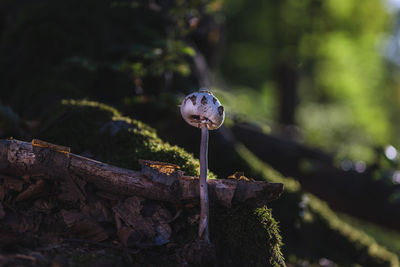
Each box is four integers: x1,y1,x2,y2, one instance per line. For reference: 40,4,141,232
180,89,225,130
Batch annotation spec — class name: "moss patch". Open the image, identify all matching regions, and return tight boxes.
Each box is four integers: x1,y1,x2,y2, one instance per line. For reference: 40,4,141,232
211,204,285,267
38,99,201,176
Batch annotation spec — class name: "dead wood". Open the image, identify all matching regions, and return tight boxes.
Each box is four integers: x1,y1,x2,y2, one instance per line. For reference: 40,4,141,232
0,139,283,207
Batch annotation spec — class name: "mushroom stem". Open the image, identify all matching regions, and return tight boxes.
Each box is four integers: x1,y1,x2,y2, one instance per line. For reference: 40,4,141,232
199,123,210,243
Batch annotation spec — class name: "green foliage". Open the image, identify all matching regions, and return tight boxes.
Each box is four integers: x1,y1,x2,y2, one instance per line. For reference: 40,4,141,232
213,85,277,129
219,0,279,87
296,0,392,162
0,0,222,122
296,103,377,162
219,0,396,163
119,39,195,79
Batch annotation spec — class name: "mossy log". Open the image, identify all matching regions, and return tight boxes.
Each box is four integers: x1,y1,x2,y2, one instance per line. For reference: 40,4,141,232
0,138,283,207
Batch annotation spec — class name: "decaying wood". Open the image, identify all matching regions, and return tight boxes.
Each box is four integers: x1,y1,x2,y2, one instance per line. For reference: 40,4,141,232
0,139,283,207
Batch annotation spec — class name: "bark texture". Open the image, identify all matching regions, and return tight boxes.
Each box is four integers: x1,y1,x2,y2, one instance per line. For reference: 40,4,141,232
0,139,284,207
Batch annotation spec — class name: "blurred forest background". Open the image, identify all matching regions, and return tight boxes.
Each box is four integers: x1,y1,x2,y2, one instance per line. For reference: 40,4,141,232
3,0,400,266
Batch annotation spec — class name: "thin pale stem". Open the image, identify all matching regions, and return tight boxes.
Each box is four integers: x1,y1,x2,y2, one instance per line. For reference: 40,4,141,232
198,124,209,243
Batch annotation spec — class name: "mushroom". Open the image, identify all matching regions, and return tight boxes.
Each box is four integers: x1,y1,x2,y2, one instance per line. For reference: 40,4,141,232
180,89,225,242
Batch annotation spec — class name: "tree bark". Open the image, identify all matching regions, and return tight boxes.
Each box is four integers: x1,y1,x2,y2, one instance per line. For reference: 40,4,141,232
0,139,283,207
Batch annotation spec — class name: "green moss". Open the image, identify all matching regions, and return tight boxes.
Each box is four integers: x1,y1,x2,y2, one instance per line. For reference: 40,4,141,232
236,144,399,267
39,99,201,176
337,213,400,257
256,206,286,267
210,204,285,267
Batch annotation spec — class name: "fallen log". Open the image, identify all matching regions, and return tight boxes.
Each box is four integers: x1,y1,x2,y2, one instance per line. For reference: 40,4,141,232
0,139,283,207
